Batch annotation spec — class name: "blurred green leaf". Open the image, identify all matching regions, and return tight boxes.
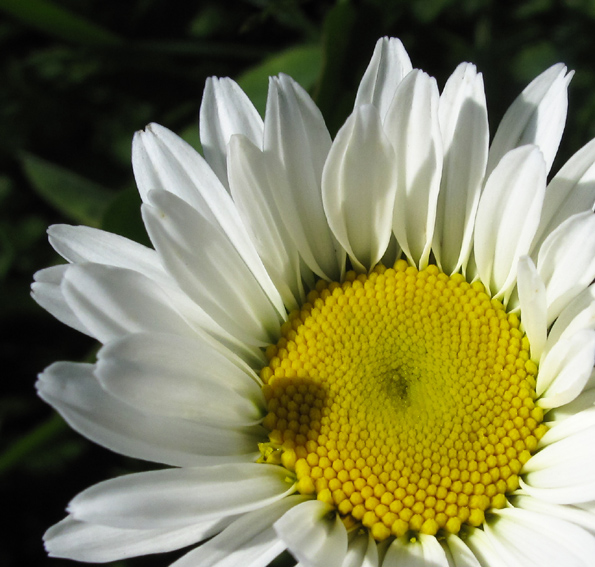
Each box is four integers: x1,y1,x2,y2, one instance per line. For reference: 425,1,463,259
21,153,116,227
0,413,67,476
236,44,323,115
0,0,123,46
0,175,11,205
189,4,230,38
411,0,455,22
101,187,151,246
512,41,559,83
564,0,595,18
0,223,14,279
514,0,553,18
313,1,357,135
179,123,203,154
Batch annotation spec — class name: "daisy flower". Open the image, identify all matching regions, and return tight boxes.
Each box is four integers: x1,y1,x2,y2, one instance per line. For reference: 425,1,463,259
33,37,595,567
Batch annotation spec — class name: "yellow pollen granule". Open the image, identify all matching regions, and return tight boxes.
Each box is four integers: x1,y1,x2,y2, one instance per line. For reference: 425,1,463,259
259,260,546,540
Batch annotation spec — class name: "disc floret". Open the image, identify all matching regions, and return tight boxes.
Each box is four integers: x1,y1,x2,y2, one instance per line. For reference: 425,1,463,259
259,260,547,540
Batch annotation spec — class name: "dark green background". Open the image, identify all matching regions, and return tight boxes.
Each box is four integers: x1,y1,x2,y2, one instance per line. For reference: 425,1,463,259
2,0,595,565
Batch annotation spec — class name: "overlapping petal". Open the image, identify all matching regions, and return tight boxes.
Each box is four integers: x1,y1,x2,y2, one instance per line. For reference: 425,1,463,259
322,104,397,272
200,77,264,189
486,63,572,176
521,424,595,502
536,329,595,407
264,73,342,280
96,332,264,425
228,134,304,310
354,37,412,120
68,463,296,530
434,62,488,275
473,145,546,299
483,507,595,566
442,534,482,567
37,361,263,466
274,500,348,567
143,189,282,346
385,70,443,268
170,495,308,567
133,123,286,317
31,265,91,336
384,534,449,567
61,263,198,343
342,531,378,567
536,211,595,325
44,224,265,365
532,137,595,253
45,515,228,563
517,256,547,362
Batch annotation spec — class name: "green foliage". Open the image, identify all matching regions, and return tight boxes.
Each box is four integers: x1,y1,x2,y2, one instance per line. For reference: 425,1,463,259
0,0,123,45
237,43,323,115
21,153,115,226
314,1,357,135
101,188,151,246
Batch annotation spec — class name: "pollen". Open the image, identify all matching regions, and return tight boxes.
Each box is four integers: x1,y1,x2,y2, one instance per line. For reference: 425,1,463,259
259,260,546,540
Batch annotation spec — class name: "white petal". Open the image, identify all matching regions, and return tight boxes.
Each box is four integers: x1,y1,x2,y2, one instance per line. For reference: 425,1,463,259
46,223,264,366
96,332,264,426
434,63,489,275
385,70,443,268
517,256,547,362
133,122,223,211
44,515,227,563
576,500,595,515
274,500,347,567
533,137,595,252
464,526,506,567
61,263,196,344
322,104,397,272
48,224,167,284
486,63,572,177
512,494,595,535
142,190,282,346
545,285,595,355
354,37,412,120
537,211,595,325
442,534,481,567
37,361,263,466
537,329,595,407
31,265,91,336
134,123,285,316
521,423,595,502
540,405,595,446
69,463,296,529
343,531,378,567
473,145,546,299
484,506,595,566
50,225,262,363
384,534,449,567
548,387,595,423
228,134,304,310
264,74,342,280
200,77,264,189
170,495,308,567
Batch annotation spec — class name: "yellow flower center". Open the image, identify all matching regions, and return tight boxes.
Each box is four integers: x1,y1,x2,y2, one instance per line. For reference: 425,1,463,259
258,260,547,540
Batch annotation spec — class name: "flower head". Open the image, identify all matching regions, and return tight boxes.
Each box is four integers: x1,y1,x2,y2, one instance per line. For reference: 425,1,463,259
34,37,595,567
